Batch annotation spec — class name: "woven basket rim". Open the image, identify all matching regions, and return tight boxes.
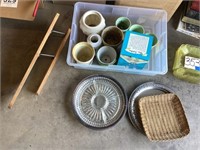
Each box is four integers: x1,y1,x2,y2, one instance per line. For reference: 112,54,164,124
139,93,190,141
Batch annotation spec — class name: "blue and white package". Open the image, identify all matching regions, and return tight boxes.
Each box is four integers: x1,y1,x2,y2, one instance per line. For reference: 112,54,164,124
120,31,154,61
117,55,148,69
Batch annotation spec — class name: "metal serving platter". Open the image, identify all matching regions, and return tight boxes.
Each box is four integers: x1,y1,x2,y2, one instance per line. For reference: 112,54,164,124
128,82,174,134
73,75,127,129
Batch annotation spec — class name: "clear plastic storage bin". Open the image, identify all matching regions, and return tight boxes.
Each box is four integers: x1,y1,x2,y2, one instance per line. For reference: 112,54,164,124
67,2,167,76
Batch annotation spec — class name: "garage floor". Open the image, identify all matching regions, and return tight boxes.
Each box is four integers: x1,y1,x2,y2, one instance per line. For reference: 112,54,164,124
1,2,200,150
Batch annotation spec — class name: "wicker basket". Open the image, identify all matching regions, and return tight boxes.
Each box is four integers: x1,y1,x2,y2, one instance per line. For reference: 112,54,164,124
139,93,190,141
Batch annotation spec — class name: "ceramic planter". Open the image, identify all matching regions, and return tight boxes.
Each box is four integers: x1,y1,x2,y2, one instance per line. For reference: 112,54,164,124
80,10,106,36
115,17,131,32
97,46,117,65
72,42,95,64
101,26,124,48
129,24,145,33
87,33,102,51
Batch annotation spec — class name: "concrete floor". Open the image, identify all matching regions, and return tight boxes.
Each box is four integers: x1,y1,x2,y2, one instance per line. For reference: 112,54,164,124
1,2,200,150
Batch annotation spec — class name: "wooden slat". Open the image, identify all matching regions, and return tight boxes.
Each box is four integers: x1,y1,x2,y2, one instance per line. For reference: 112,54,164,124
8,13,60,109
36,28,71,95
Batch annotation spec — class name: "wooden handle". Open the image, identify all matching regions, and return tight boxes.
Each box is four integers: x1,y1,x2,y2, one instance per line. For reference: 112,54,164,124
36,28,71,95
8,13,60,109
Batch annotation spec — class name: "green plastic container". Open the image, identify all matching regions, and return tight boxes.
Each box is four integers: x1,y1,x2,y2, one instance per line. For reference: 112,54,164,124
173,44,200,84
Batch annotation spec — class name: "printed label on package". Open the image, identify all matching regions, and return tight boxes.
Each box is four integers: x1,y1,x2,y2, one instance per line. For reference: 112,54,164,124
0,0,18,8
184,56,200,71
126,34,149,56
121,55,147,64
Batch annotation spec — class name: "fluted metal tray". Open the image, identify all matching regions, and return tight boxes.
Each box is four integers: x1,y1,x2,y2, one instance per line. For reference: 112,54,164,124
128,82,174,133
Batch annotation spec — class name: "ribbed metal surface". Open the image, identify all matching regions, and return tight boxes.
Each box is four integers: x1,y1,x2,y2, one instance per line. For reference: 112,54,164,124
128,82,174,133
73,75,127,129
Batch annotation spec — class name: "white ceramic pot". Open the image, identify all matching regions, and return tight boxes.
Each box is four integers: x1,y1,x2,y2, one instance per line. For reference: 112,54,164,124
87,33,102,51
72,42,95,64
80,10,106,36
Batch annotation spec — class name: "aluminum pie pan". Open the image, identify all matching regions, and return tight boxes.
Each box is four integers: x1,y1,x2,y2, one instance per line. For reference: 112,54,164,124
72,75,127,129
128,82,174,134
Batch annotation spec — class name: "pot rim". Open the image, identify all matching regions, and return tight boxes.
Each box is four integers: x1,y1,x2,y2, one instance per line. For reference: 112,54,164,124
82,10,105,29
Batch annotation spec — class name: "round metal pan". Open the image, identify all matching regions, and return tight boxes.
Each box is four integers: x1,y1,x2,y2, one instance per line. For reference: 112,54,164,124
72,75,127,129
128,82,174,134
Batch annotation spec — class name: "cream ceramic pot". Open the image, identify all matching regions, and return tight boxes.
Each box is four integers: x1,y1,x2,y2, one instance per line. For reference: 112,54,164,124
80,10,106,36
72,42,95,64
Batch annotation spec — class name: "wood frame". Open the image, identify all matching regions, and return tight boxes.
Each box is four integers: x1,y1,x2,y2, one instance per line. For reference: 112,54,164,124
8,13,71,108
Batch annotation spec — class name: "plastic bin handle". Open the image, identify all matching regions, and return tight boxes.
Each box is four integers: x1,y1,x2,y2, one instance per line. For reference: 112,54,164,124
71,24,77,41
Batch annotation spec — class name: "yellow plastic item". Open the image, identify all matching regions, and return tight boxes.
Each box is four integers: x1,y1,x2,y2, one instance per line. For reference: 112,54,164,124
173,44,200,84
